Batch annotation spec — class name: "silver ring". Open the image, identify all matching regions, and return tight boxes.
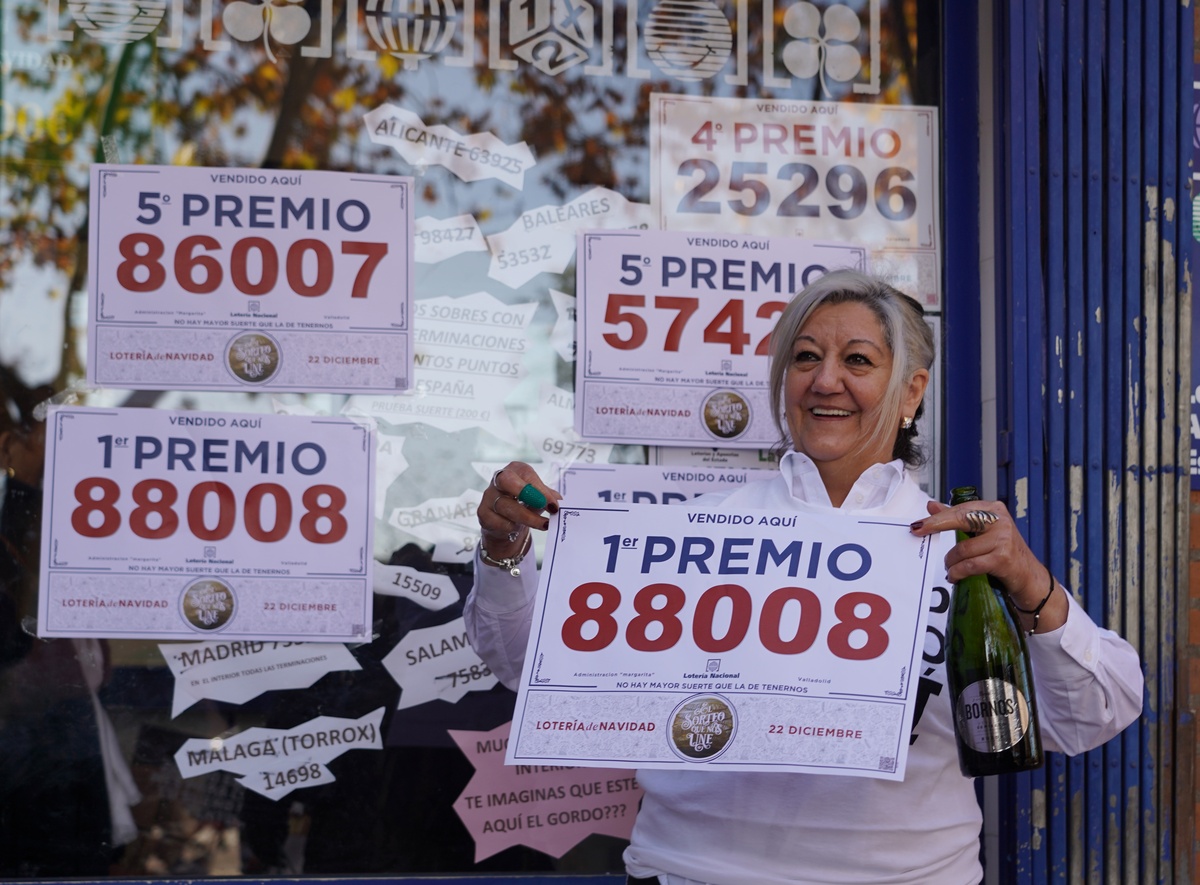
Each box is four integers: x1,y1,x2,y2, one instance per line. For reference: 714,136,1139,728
491,495,505,515
492,469,504,491
963,510,999,534
481,525,520,543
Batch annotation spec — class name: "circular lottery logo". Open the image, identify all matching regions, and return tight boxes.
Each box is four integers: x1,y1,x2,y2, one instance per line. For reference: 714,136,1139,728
226,331,282,384
701,390,751,440
180,578,237,632
668,694,736,761
644,0,732,82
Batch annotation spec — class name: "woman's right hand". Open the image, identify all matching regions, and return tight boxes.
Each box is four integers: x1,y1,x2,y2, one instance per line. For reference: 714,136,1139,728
477,461,561,559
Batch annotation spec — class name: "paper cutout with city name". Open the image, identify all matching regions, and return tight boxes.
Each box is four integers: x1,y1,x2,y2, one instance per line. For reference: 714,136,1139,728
450,721,642,862
388,488,483,564
371,564,460,611
382,618,499,710
159,640,362,718
525,384,614,468
486,187,655,289
364,104,536,189
548,288,576,363
174,708,385,800
414,214,488,263
344,292,535,446
373,434,410,519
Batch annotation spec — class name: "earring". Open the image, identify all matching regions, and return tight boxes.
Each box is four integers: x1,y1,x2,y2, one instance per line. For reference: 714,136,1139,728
901,416,913,430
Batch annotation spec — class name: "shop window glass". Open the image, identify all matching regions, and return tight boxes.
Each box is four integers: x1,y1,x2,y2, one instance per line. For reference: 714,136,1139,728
0,0,939,877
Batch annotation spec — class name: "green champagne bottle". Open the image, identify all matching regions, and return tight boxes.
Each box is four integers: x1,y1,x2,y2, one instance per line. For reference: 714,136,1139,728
944,485,1044,776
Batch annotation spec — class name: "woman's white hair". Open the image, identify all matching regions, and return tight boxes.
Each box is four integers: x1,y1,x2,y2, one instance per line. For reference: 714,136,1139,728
767,268,936,466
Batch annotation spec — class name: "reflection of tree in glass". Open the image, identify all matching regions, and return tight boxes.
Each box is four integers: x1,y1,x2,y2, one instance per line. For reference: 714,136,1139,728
223,0,313,64
0,7,935,871
782,2,864,96
2,0,924,391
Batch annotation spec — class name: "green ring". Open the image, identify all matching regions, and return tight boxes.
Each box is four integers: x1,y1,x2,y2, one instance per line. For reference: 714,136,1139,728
517,483,547,511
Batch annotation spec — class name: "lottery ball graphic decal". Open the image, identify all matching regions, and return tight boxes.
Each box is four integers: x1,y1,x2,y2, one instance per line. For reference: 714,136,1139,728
644,0,732,82
180,578,237,632
226,331,282,384
363,0,457,58
669,694,737,761
702,389,751,440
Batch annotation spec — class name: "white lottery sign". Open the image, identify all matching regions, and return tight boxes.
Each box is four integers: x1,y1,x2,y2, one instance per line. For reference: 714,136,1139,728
652,95,938,246
39,406,375,642
508,504,934,779
575,228,863,447
556,463,775,507
87,164,414,392
651,96,941,307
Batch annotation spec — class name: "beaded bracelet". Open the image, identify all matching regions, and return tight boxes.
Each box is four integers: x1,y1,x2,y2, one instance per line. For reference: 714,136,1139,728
479,531,532,577
1009,567,1056,635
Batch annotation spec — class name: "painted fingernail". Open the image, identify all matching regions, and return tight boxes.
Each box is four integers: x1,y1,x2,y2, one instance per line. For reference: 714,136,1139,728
541,519,550,531
909,520,925,532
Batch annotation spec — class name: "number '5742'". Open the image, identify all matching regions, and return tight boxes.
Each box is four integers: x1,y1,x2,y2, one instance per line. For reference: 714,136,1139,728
602,293,784,355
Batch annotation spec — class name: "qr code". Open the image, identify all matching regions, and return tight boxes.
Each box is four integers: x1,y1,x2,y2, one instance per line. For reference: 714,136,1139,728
878,756,897,772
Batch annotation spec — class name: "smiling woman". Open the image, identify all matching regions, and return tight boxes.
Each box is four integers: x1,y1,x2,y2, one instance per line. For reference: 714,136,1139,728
767,269,933,507
466,268,1143,885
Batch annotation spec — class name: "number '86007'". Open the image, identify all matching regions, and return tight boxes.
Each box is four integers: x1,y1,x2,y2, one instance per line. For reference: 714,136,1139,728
560,580,891,660
70,477,347,544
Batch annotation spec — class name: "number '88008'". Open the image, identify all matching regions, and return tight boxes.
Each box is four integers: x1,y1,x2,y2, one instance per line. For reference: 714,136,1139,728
560,580,891,660
70,477,347,544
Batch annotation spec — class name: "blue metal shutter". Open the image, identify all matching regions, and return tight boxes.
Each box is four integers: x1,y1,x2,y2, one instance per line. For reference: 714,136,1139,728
988,0,1193,881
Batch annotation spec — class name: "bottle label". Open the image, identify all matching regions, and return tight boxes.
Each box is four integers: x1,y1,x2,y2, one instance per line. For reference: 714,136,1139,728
955,678,1030,752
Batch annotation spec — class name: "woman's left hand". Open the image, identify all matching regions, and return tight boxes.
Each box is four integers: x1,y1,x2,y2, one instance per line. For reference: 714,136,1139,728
910,500,1068,635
